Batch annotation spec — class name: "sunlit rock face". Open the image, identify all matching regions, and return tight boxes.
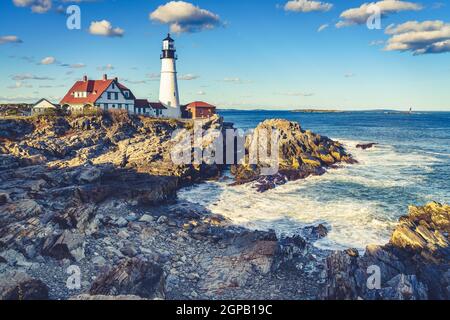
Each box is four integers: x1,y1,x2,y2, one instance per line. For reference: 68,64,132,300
231,119,356,191
324,202,450,300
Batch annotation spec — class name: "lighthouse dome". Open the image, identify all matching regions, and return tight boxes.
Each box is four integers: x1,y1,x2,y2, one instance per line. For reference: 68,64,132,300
164,33,174,42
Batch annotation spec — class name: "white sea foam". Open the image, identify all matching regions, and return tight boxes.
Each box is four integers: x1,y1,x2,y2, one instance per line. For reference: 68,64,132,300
178,139,442,251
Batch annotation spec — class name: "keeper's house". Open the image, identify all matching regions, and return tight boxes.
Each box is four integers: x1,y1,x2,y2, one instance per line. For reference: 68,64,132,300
60,74,165,116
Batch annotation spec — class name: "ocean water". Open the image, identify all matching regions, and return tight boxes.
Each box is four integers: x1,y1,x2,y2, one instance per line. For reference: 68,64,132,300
178,110,450,251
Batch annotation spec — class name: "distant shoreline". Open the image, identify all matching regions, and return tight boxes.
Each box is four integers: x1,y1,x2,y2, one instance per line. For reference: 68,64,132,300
290,109,345,113
217,108,450,113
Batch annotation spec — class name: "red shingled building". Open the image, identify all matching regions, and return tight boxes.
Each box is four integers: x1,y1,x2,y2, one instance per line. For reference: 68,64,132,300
184,101,217,119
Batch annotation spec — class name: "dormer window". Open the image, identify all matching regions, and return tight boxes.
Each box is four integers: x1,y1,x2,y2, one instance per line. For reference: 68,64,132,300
74,91,87,98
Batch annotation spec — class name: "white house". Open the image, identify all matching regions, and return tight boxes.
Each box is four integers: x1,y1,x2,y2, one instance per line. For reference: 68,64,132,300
32,98,60,115
60,75,136,113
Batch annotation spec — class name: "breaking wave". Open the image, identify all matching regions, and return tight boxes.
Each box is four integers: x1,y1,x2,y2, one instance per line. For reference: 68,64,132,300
178,139,445,251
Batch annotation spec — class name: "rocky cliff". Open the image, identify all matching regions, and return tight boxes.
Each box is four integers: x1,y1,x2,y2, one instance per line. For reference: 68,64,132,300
324,202,450,300
0,113,334,300
1,113,447,301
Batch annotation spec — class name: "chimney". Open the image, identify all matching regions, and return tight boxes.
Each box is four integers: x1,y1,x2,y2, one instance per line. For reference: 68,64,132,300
103,74,108,81
114,77,118,82
83,75,88,82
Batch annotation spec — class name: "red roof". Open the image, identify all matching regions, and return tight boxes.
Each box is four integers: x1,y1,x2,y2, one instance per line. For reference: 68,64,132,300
185,101,216,110
60,79,115,105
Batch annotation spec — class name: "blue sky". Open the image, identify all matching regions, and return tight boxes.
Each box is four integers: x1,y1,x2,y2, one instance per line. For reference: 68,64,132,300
0,0,449,110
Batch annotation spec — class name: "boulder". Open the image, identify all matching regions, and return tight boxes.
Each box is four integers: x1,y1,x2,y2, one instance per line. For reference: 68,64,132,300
356,143,378,150
89,258,165,299
0,271,48,300
231,119,355,191
199,230,278,292
41,230,85,262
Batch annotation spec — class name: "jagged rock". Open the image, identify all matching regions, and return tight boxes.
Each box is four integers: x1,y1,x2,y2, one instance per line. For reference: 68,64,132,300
53,204,97,232
0,199,43,225
304,224,329,240
41,230,85,262
324,202,450,300
77,166,103,183
157,216,168,224
356,143,378,150
139,215,154,223
0,249,35,268
231,119,355,191
324,250,360,300
0,271,48,300
89,258,165,299
199,230,278,291
114,217,128,228
272,235,308,272
0,193,10,205
369,274,428,300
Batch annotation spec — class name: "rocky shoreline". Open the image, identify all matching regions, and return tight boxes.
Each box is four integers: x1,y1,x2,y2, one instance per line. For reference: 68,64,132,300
0,112,448,300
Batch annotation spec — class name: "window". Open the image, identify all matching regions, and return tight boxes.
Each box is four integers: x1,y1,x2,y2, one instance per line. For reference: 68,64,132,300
118,104,122,109
107,92,111,100
124,91,129,98
104,104,108,111
115,93,119,100
112,83,115,89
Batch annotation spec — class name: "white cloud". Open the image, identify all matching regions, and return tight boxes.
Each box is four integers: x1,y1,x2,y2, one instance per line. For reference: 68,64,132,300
40,56,56,65
11,73,54,81
369,40,385,46
150,1,222,33
123,79,147,84
0,35,23,44
89,20,124,37
284,0,333,13
69,63,86,68
97,64,114,71
13,0,52,13
384,20,450,54
318,24,329,32
336,0,423,28
59,62,86,68
7,81,33,89
146,73,161,81
197,90,206,95
179,74,199,80
344,73,356,78
223,77,242,83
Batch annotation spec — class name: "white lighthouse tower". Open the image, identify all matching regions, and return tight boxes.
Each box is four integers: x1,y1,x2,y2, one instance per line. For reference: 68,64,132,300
159,34,181,118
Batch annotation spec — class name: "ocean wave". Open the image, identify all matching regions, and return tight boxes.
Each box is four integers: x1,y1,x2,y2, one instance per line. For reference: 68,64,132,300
177,138,444,251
